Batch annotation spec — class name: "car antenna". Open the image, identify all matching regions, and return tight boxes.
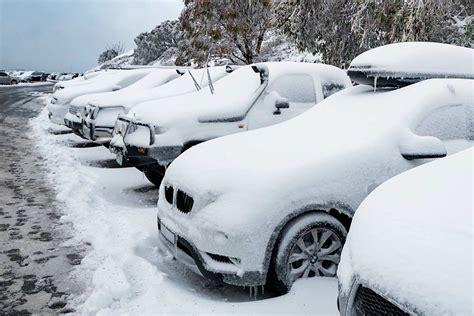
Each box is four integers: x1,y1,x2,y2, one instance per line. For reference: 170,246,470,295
206,51,214,95
188,70,201,91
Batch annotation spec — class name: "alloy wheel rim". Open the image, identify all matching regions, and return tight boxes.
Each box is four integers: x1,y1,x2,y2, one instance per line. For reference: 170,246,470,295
288,227,342,282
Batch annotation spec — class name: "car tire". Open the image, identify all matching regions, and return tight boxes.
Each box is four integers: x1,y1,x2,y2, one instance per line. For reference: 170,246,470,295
144,169,165,187
11,80,17,85
268,212,347,295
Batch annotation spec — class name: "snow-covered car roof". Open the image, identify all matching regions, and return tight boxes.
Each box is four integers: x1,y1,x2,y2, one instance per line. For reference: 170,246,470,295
338,147,472,315
53,69,153,103
126,62,350,125
348,42,474,87
165,79,472,199
87,67,230,109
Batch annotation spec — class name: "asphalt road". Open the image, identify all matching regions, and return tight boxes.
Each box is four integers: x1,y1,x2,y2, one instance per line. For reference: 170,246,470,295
0,84,85,314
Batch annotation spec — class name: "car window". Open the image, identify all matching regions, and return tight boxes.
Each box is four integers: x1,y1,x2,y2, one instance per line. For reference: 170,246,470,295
415,103,473,140
0,72,7,76
270,74,316,103
322,82,346,98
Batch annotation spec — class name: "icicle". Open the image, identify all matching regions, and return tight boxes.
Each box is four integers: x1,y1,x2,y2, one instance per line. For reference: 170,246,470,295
373,76,378,92
261,285,265,296
254,286,257,300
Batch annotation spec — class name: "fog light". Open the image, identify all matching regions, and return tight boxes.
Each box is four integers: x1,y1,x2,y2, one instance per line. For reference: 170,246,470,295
137,147,146,154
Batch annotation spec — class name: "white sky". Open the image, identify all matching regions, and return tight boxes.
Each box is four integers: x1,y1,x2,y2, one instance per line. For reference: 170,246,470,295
0,0,184,73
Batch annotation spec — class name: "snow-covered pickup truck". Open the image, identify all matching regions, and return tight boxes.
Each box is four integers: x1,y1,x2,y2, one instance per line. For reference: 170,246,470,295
64,68,182,138
79,66,232,144
156,43,473,294
109,62,351,186
47,69,153,125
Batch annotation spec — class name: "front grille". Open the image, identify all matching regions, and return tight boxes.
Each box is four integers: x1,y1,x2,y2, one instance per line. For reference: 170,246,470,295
176,190,194,214
207,252,232,264
352,286,409,316
164,186,174,205
69,106,78,115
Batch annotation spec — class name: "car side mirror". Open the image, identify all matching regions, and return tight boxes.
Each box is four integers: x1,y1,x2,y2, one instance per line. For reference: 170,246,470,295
399,133,447,160
112,85,122,91
272,93,290,115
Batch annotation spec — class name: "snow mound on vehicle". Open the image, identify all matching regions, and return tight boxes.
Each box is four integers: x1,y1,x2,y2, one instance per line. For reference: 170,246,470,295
339,147,473,315
349,42,474,86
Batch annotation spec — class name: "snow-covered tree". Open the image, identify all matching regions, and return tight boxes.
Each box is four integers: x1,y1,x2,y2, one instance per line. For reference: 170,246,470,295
275,0,472,68
97,42,125,64
133,20,182,65
177,0,273,66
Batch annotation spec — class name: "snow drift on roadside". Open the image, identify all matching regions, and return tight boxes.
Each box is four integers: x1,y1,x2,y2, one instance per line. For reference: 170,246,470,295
30,103,338,315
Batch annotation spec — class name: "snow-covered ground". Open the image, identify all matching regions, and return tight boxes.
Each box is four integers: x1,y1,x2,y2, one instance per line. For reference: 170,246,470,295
30,96,338,315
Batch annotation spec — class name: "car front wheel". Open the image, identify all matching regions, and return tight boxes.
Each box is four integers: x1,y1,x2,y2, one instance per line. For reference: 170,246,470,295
269,212,347,295
144,169,164,187
11,80,17,85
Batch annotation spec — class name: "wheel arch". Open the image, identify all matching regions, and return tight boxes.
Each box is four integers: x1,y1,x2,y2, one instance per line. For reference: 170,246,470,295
262,202,354,285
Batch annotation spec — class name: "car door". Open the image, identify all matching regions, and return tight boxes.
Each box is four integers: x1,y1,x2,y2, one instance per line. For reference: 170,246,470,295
414,102,473,155
0,72,8,84
246,73,318,130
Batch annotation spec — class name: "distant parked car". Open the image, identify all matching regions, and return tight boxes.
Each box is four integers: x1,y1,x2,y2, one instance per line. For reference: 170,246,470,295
47,69,154,125
109,62,351,186
77,67,232,144
337,147,472,315
20,71,44,82
65,68,182,137
0,71,18,85
155,43,472,294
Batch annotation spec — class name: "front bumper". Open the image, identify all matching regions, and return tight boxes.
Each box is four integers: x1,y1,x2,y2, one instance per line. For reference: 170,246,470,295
157,216,264,286
338,278,412,315
82,119,113,143
64,112,84,137
109,137,158,169
47,103,69,125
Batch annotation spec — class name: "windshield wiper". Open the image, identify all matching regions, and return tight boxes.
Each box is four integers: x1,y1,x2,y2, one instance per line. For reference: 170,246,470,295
206,52,214,95
188,70,201,91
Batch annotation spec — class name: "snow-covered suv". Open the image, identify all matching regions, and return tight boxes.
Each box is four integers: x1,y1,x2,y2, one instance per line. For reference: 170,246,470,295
79,67,232,144
337,147,472,315
157,77,472,294
109,62,351,185
65,68,181,138
47,69,153,125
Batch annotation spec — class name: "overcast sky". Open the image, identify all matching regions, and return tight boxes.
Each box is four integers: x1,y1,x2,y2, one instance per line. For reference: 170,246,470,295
0,0,183,73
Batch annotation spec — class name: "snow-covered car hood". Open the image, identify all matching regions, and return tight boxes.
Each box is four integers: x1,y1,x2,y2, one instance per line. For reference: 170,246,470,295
349,42,473,83
165,79,472,198
52,69,153,104
339,147,472,315
75,69,180,108
89,67,230,110
125,62,349,127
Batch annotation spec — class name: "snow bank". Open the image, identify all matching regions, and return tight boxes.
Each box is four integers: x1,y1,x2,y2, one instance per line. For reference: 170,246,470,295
31,100,339,314
339,147,473,315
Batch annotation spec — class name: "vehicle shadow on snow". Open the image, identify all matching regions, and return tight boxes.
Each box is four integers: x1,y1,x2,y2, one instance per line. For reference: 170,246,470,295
135,235,278,303
122,184,159,207
87,159,123,168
